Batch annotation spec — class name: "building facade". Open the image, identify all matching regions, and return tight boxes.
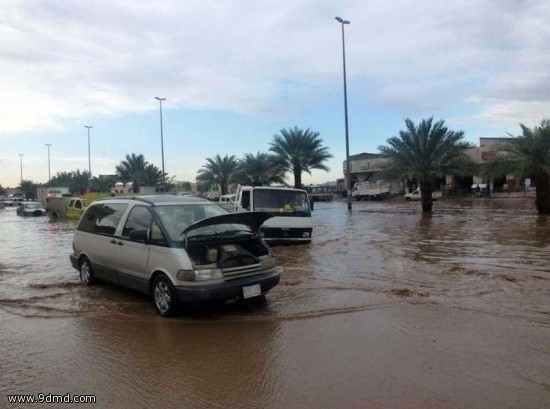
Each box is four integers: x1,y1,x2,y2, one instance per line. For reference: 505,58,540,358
343,138,519,195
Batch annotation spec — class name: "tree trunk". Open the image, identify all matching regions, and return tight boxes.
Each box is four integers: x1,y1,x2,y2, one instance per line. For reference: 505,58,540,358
294,168,302,189
419,180,433,212
534,172,550,214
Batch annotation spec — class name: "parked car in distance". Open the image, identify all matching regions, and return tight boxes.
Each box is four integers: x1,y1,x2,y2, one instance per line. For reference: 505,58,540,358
219,193,236,211
219,193,236,204
404,189,442,201
16,201,47,216
70,195,280,317
206,193,220,201
5,197,24,206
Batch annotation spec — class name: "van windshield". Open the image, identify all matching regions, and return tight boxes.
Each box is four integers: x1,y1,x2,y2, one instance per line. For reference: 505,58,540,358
153,204,229,241
253,189,310,216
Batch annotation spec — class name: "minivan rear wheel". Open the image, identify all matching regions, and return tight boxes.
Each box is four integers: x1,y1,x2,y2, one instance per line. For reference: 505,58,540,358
80,257,96,286
152,274,180,317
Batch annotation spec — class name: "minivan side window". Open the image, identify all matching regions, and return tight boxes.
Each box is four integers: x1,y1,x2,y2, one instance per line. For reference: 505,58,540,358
74,200,82,209
122,206,166,244
122,206,152,237
78,203,128,236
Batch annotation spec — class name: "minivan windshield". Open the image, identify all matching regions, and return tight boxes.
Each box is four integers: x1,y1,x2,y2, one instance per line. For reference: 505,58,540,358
153,204,251,241
253,189,310,216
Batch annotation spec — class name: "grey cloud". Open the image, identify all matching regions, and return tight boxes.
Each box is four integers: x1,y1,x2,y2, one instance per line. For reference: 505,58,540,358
0,0,548,133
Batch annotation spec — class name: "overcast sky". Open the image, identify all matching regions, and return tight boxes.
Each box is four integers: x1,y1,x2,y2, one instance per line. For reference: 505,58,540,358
1,0,548,188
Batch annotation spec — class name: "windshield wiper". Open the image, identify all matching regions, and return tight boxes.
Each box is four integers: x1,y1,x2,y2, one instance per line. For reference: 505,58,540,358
218,229,254,236
181,231,217,239
182,229,254,240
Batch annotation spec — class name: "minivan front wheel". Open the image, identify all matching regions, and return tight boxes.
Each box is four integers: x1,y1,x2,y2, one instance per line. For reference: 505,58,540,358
80,257,95,286
152,275,180,317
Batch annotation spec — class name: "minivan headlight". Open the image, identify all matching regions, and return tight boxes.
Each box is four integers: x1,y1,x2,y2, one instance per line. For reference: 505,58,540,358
261,257,276,270
177,268,223,282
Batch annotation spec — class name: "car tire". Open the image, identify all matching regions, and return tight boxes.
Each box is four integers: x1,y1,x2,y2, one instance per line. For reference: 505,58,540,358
405,197,411,201
79,257,96,286
152,274,181,317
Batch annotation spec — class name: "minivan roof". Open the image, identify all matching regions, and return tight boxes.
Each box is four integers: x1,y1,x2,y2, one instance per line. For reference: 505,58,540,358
94,195,211,206
239,186,307,192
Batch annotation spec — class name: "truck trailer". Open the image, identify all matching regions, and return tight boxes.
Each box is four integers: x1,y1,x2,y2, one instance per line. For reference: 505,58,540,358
351,181,390,200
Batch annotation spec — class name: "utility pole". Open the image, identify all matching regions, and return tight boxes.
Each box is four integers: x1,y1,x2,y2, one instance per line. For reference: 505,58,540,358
335,16,352,211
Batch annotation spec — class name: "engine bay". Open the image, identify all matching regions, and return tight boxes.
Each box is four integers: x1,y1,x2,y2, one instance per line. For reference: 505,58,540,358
187,238,270,268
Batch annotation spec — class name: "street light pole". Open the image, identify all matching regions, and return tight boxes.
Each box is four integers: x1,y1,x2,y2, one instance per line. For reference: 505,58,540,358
45,144,52,182
335,16,352,211
84,126,92,176
18,153,23,185
155,97,167,187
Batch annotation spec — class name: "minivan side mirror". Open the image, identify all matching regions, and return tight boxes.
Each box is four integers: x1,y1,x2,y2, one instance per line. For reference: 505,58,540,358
129,229,148,243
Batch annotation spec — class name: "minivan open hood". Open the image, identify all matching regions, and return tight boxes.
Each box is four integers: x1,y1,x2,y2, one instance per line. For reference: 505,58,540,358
182,212,273,236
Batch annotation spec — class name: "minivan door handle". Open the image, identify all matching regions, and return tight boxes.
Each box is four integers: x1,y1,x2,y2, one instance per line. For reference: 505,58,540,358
110,239,116,244
117,241,123,246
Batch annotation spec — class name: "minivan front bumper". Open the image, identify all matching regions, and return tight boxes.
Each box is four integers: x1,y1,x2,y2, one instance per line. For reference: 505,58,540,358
174,269,280,303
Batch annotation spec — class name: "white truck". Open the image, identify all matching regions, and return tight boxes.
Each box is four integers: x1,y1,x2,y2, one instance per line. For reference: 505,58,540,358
404,188,442,201
351,181,390,200
232,186,313,244
47,196,89,219
36,186,70,208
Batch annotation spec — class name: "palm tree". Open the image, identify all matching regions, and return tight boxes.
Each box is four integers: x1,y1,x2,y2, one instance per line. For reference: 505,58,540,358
116,153,147,193
141,163,164,187
70,169,92,195
89,174,118,193
18,180,37,200
269,126,333,189
379,117,473,212
196,154,239,195
485,119,550,214
234,152,287,186
47,170,91,194
48,171,73,187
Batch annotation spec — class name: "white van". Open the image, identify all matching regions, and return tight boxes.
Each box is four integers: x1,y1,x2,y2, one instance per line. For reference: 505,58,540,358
218,193,236,211
232,186,313,244
70,195,280,316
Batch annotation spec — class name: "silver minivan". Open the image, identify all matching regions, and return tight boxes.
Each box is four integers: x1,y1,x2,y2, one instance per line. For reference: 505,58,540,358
70,195,280,316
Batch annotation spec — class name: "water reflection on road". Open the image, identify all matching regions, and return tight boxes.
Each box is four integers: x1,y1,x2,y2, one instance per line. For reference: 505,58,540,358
1,199,549,408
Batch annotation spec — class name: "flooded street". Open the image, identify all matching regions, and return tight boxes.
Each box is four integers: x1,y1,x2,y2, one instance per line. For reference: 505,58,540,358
1,198,549,408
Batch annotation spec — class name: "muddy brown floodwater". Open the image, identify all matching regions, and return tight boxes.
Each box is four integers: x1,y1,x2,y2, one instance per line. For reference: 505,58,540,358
1,198,549,409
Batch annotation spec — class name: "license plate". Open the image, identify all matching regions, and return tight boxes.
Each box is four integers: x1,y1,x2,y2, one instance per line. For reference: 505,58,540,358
242,284,261,299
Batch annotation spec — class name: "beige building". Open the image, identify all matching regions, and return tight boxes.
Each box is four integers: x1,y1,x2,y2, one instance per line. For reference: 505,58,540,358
343,153,402,194
343,138,518,195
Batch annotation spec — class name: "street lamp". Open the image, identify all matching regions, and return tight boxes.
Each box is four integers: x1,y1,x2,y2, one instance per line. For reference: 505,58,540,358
335,16,352,211
18,153,23,185
155,97,167,187
45,144,52,182
84,126,92,176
